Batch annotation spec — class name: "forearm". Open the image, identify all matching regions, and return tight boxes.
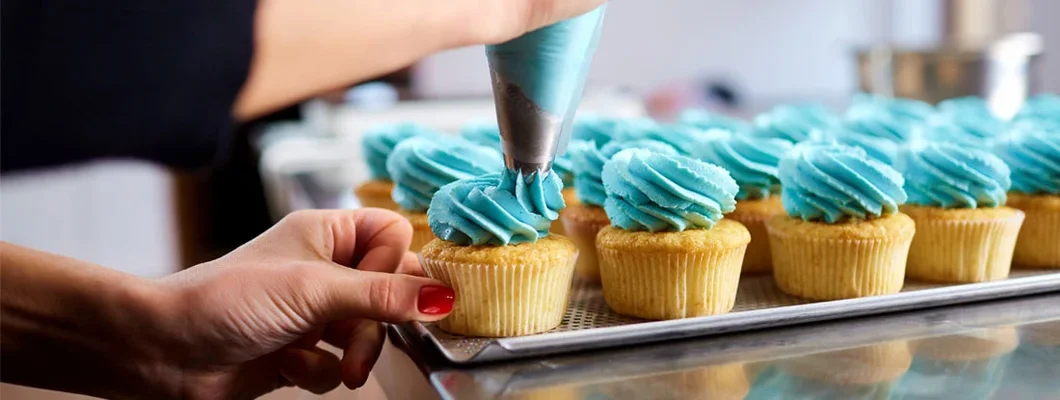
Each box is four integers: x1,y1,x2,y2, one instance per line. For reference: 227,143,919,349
0,243,179,399
234,0,474,120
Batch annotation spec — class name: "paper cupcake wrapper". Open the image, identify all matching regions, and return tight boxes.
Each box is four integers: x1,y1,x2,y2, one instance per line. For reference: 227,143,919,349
354,180,399,210
906,210,1025,283
596,246,746,320
560,213,611,283
780,341,912,385
1012,201,1060,269
420,252,577,337
727,213,773,274
767,225,913,300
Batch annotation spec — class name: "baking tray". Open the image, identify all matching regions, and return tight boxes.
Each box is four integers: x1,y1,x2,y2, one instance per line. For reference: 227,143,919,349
404,270,1060,364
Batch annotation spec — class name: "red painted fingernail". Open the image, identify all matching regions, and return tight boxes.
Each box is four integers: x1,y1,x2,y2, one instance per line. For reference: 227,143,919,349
418,285,455,315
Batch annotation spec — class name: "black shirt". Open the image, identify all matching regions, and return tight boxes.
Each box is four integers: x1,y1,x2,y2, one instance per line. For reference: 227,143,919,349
2,1,257,172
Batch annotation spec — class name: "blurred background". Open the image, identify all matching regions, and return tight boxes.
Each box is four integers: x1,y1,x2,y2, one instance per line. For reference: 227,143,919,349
2,0,1058,310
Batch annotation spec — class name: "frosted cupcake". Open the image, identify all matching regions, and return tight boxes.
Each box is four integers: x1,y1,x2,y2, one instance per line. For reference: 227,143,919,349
678,108,750,133
767,143,915,300
897,328,1018,399
1013,93,1060,128
697,129,793,273
355,123,440,209
461,120,579,235
994,123,1060,268
386,136,503,252
900,142,1024,282
422,169,576,337
613,118,705,156
922,101,1003,149
751,103,840,143
572,115,620,146
562,139,677,282
596,149,750,320
836,95,934,165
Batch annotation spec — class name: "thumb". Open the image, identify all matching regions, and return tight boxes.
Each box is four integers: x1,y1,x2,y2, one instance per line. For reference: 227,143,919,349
307,267,455,324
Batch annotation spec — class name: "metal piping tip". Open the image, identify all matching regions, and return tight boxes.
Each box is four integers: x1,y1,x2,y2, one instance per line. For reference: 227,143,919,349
492,74,565,177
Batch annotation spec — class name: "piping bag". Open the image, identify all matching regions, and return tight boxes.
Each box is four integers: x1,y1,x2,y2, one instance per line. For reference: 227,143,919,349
486,6,607,174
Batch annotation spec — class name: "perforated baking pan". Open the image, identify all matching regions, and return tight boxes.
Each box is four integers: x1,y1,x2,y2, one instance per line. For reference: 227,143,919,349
402,270,1060,364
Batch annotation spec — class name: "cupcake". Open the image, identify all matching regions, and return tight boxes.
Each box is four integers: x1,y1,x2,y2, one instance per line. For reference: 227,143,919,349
460,120,580,235
751,103,840,143
766,341,912,398
422,169,577,337
613,118,705,156
835,96,933,165
596,149,750,320
697,129,793,273
1013,93,1060,128
896,328,1018,399
767,143,915,300
922,100,1003,148
572,115,619,146
562,139,678,282
677,108,751,133
899,142,1024,283
993,123,1060,268
355,123,440,209
386,136,503,252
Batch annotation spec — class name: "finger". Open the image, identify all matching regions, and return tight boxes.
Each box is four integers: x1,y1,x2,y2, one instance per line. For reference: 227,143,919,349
313,269,454,324
322,319,386,389
348,208,413,273
396,251,425,276
526,0,609,32
268,209,410,273
290,328,325,349
278,347,343,394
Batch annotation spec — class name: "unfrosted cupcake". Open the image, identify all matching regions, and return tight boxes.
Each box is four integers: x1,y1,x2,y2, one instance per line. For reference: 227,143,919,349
386,136,503,252
677,108,750,133
900,142,1024,282
697,129,793,273
751,103,839,143
562,139,677,282
355,123,440,209
768,143,915,300
596,149,750,320
994,123,1060,268
422,169,576,337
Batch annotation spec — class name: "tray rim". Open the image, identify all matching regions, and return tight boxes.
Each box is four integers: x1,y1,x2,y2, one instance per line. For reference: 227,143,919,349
410,271,1060,364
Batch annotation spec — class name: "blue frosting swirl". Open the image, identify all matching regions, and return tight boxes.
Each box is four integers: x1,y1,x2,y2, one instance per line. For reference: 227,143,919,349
570,139,678,206
427,169,565,245
613,119,704,155
901,142,1011,208
677,109,750,133
922,112,1003,148
573,115,619,145
843,95,934,144
459,121,502,149
831,127,901,165
697,129,793,200
937,96,993,115
849,94,935,122
752,104,840,143
779,143,908,223
602,149,738,232
385,137,504,212
1014,94,1060,125
363,123,440,180
993,124,1060,194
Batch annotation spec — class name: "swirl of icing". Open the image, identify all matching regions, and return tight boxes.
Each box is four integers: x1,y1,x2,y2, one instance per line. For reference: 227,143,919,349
937,96,994,116
921,112,1003,148
459,121,502,149
1014,94,1060,125
573,115,620,145
848,94,935,122
602,149,738,232
778,143,908,223
570,138,678,206
993,124,1060,194
831,128,901,165
751,104,839,143
677,109,750,133
697,129,793,200
385,137,503,212
613,119,704,155
427,169,565,245
901,142,1011,208
843,95,933,143
363,123,440,180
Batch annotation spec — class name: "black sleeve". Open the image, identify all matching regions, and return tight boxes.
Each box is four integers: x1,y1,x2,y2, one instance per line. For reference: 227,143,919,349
1,1,257,172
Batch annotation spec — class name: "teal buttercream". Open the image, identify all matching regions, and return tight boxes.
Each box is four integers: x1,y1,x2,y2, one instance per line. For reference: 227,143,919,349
486,6,605,117
459,121,502,149
427,169,564,245
1014,93,1060,125
602,149,738,232
752,104,839,143
901,142,1011,208
937,96,994,116
831,127,901,165
779,142,908,223
573,115,619,145
613,119,704,155
363,123,440,180
677,108,750,133
386,137,503,212
697,129,793,200
553,142,578,188
848,93,935,122
993,123,1060,194
922,112,1003,148
570,139,678,206
844,95,933,144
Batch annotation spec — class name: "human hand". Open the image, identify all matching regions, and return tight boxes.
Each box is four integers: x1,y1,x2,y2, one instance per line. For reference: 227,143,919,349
153,209,454,399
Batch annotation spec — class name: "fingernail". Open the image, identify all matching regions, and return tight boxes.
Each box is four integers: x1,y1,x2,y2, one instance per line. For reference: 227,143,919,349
418,285,455,315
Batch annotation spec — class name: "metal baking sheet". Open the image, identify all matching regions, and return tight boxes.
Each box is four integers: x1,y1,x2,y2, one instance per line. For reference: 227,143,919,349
405,270,1060,364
